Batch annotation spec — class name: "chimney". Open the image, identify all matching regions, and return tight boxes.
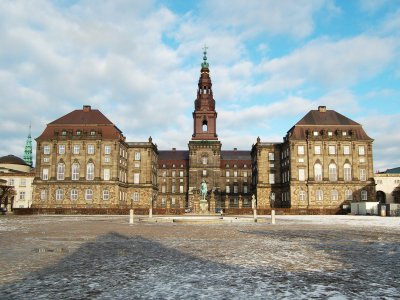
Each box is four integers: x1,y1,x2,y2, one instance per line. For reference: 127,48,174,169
318,106,326,112
234,148,237,151
172,147,176,151
83,105,91,112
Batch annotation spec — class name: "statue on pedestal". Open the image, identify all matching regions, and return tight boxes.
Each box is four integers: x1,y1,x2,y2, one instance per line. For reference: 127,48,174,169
200,179,208,201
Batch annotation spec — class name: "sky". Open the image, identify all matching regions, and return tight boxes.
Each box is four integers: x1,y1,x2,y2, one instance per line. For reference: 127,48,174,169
0,0,399,172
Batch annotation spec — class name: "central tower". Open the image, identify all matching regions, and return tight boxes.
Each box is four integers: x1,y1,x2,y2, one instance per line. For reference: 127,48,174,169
192,48,218,140
188,48,222,211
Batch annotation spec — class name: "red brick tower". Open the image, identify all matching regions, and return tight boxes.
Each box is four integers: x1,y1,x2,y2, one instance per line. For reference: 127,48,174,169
192,47,218,140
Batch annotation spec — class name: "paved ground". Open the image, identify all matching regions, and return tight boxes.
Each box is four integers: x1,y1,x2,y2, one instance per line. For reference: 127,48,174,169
0,214,399,299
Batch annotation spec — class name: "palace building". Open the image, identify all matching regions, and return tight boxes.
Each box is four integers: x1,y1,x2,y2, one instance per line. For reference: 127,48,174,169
32,52,376,212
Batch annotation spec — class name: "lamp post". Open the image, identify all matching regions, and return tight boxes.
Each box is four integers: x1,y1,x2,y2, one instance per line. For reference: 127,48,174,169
270,192,276,225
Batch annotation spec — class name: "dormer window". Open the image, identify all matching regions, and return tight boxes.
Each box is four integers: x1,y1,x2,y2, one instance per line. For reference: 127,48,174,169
90,130,96,136
76,130,81,136
328,131,333,136
313,131,319,136
61,130,67,136
342,131,347,136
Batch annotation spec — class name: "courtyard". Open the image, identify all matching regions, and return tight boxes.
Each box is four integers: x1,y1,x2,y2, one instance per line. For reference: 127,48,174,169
0,214,399,299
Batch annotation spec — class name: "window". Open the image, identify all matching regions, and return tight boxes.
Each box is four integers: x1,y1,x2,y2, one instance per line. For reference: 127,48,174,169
298,158,304,163
269,173,275,184
234,186,238,194
179,185,184,193
314,146,321,155
135,152,141,160
226,164,229,168
314,163,322,181
358,146,365,156
102,190,109,200
42,168,49,180
329,163,337,181
360,169,366,181
19,191,25,200
9,178,14,186
298,169,305,181
172,185,176,193
104,145,111,154
86,163,95,180
58,145,65,155
171,197,176,205
243,186,248,194
172,171,176,177
343,145,350,155
161,198,166,206
85,189,93,200
297,145,305,155
76,130,81,136
87,144,95,155
43,145,50,154
316,190,323,201
73,145,80,154
72,163,80,180
226,185,230,193
299,191,306,201
134,173,140,184
342,131,347,136
243,171,248,178
202,170,207,176
268,152,275,161
345,189,353,201
202,120,208,132
103,169,110,181
361,190,367,201
344,163,352,181
234,171,238,177
56,189,64,201
179,171,184,177
202,157,208,165
57,163,65,180
105,157,111,163
70,189,78,200
161,185,166,193
90,130,96,136
331,190,338,201
328,131,333,136
133,192,139,202
20,178,26,187
43,157,50,163
313,131,319,136
328,145,336,155
40,190,47,200
226,171,230,177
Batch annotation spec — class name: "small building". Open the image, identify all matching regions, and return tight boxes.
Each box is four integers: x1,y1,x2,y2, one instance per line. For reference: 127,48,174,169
0,155,35,210
375,167,400,204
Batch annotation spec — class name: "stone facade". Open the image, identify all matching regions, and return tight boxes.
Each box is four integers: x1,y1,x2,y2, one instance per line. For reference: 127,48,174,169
32,54,376,212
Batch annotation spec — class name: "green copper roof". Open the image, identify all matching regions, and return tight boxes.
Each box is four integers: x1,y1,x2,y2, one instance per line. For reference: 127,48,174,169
23,125,33,167
201,45,209,68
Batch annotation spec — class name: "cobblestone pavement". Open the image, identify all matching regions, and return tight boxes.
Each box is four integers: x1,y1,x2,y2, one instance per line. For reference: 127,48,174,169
0,215,399,299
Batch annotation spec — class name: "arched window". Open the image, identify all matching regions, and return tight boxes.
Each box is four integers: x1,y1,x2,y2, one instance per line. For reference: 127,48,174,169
344,163,352,181
86,162,94,180
57,163,65,180
329,163,337,181
314,163,322,181
331,189,338,201
202,120,208,132
202,156,208,165
316,189,323,201
345,189,353,201
72,163,80,180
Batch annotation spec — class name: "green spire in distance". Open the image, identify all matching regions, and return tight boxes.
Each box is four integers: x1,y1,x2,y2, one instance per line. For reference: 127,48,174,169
23,124,33,167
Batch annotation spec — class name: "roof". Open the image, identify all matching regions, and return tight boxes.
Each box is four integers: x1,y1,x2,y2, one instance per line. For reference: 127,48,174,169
296,109,359,126
382,167,400,174
288,107,372,140
158,150,189,161
49,106,113,125
0,155,30,166
221,150,251,161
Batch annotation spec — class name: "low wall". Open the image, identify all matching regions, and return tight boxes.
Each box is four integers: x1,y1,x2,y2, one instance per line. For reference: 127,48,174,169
13,207,344,215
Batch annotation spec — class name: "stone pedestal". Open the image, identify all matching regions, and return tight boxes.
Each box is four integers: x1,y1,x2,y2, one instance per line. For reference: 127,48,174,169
199,199,209,214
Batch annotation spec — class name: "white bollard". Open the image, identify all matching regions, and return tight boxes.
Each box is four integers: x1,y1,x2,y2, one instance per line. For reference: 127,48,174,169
271,210,275,225
253,209,257,221
129,209,134,224
149,207,153,218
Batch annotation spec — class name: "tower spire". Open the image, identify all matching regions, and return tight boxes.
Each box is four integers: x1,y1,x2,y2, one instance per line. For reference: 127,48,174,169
23,123,33,167
201,44,209,69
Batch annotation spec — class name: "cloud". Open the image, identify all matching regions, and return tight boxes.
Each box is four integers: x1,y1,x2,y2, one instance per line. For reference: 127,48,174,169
256,35,397,91
358,0,390,13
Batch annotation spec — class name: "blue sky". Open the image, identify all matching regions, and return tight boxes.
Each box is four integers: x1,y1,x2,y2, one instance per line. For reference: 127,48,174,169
0,0,399,171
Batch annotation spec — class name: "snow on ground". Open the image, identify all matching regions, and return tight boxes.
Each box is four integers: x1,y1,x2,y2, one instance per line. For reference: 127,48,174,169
0,215,399,299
